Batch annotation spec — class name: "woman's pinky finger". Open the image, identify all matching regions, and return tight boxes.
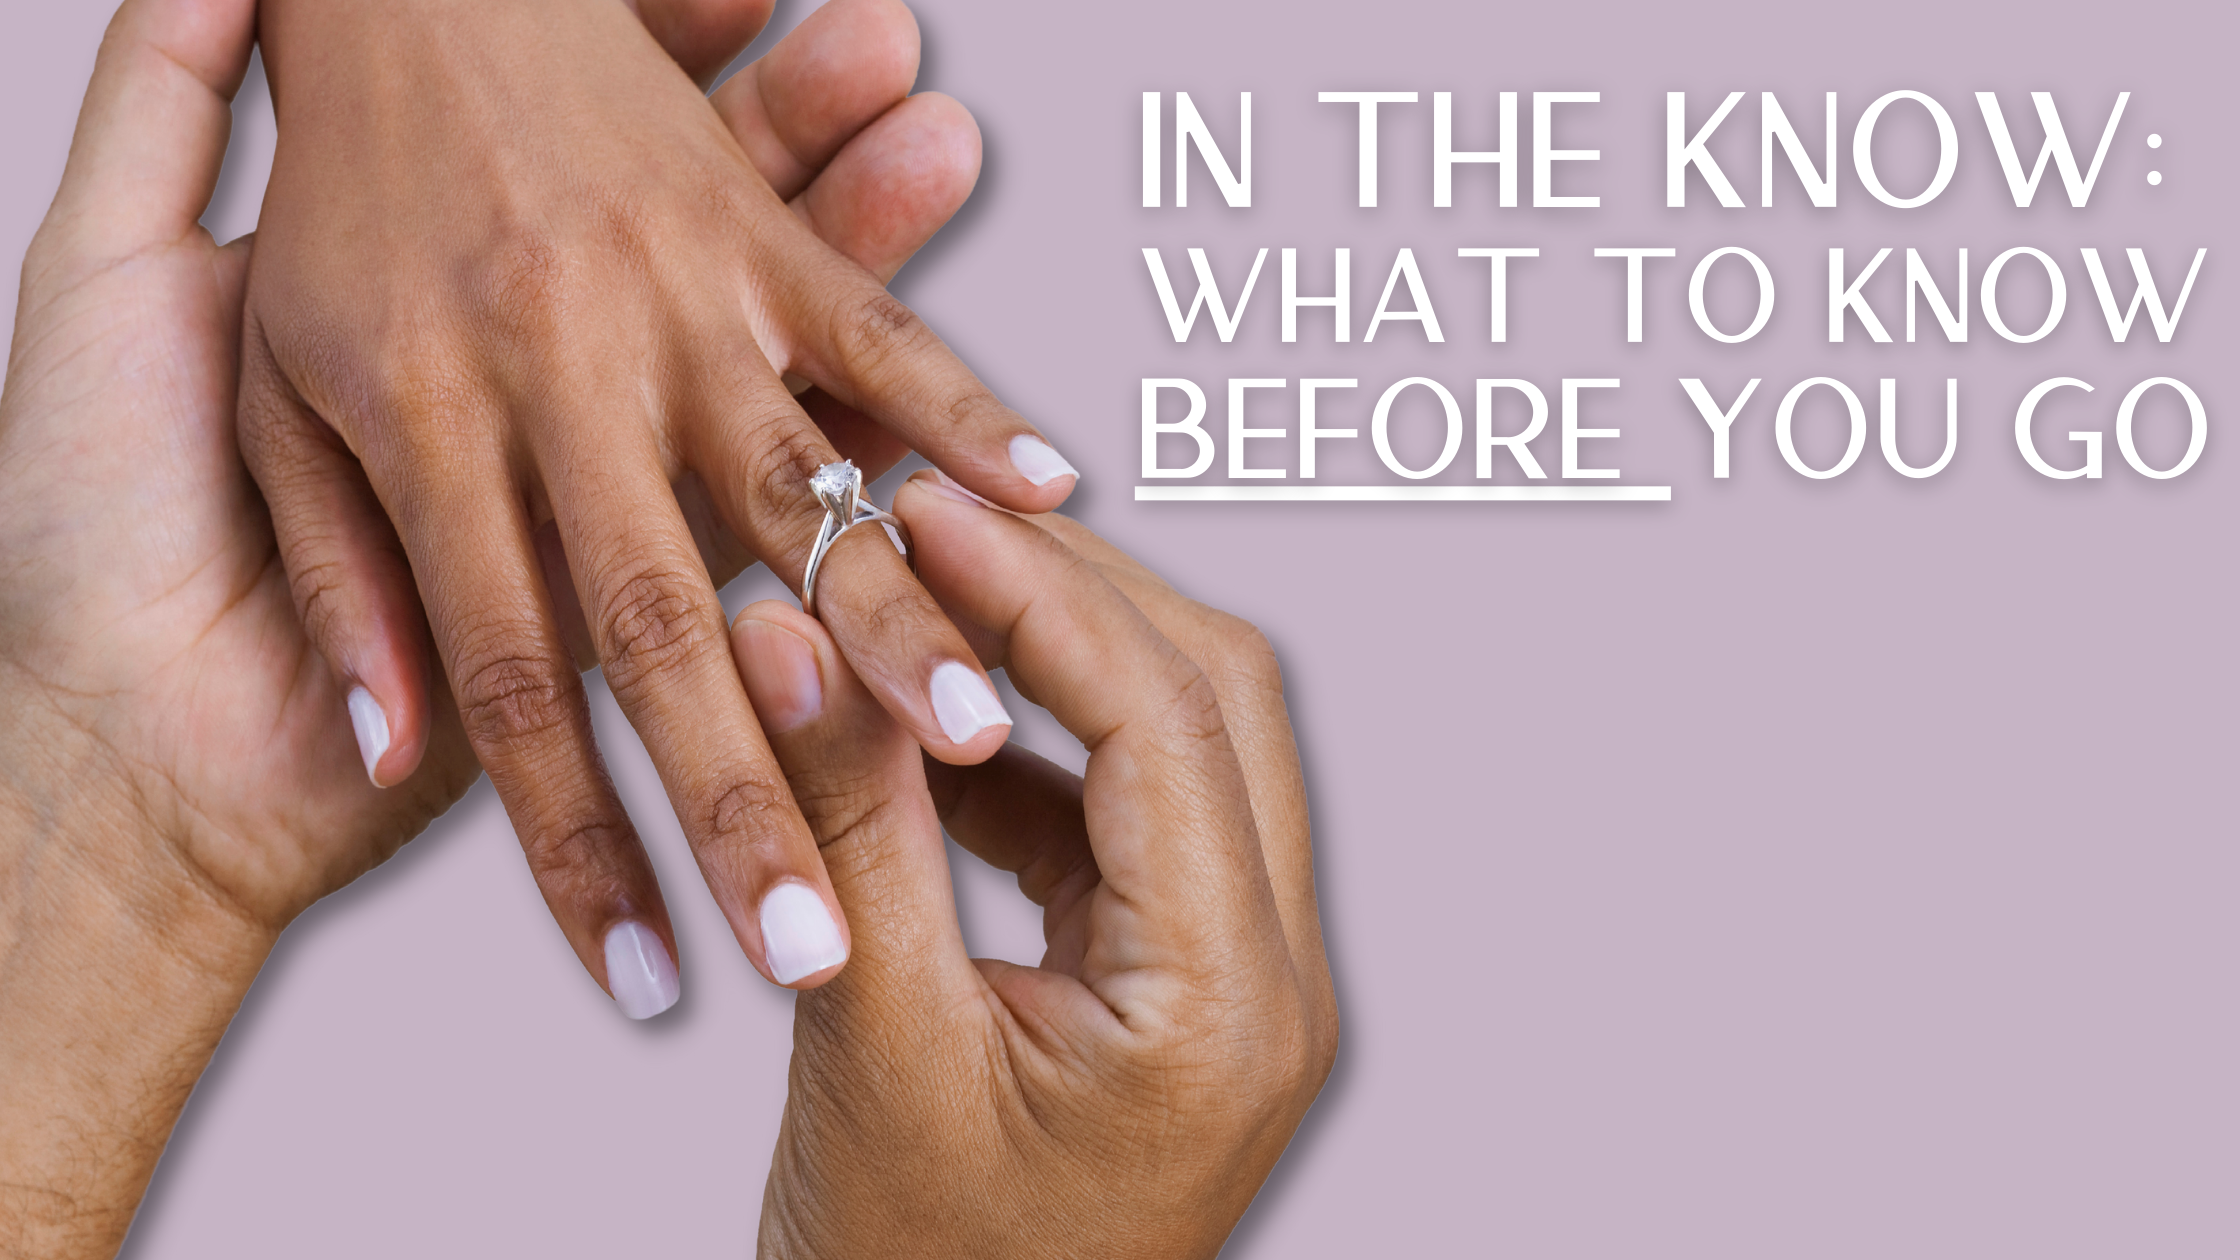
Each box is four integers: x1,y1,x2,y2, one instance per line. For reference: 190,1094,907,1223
235,324,434,791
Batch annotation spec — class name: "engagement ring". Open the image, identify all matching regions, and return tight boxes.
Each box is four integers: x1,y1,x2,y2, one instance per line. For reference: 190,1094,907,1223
801,460,909,617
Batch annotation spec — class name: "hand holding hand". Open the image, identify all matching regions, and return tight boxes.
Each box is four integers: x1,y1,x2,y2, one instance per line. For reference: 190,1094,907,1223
732,485,1337,1258
239,0,1063,1000
0,2,991,1251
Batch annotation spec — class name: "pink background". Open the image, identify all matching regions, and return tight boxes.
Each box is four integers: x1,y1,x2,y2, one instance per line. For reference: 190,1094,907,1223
4,0,2234,1255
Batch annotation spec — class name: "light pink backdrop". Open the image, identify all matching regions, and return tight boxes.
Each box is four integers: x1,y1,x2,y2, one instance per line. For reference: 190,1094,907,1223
4,0,2235,1255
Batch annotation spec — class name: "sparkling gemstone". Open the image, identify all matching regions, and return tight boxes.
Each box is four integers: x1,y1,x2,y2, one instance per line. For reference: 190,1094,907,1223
810,460,858,500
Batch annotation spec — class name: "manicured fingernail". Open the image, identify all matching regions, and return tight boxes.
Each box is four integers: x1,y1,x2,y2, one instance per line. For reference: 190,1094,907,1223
759,882,847,985
737,618,823,733
1008,434,1079,486
603,920,680,1020
929,660,1012,745
347,686,390,787
923,469,995,508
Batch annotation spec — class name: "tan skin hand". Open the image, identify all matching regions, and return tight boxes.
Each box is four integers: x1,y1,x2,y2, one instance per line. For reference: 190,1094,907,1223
8,0,977,990
1,0,977,946
0,2,989,1254
240,0,1063,996
732,479,1338,1260
6,1,1324,1256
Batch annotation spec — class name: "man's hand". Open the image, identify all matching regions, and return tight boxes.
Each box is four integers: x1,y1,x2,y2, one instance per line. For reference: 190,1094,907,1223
732,480,1338,1259
237,0,1066,999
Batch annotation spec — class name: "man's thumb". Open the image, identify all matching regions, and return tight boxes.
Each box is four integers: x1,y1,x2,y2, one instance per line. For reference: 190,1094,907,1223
42,0,257,263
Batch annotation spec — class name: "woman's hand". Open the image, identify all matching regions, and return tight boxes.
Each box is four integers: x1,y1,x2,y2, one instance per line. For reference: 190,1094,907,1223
731,481,1338,1258
238,0,1063,998
0,0,980,1007
0,3,989,1250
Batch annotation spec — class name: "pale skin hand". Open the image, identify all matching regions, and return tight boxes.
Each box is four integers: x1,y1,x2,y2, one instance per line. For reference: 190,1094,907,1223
731,481,1340,1259
239,0,1068,999
0,2,985,1254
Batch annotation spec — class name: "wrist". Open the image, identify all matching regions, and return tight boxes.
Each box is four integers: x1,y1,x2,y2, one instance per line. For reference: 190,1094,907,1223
0,691,274,1259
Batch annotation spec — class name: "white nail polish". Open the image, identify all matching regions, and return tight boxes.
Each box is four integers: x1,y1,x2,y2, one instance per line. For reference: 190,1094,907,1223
1008,434,1079,486
603,921,681,1019
759,883,848,985
347,686,390,787
928,661,1012,746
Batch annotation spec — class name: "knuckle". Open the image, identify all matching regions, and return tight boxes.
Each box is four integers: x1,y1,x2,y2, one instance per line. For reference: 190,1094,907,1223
1154,651,1229,750
831,289,935,379
237,375,346,482
285,549,355,650
940,381,1005,438
1258,1022,1312,1095
465,228,620,347
1014,838,1098,913
821,286,1004,435
454,639,574,750
1308,1002,1341,1088
1207,612,1282,679
1277,998,1333,1091
474,232,578,326
364,346,495,463
1187,992,1332,1127
233,370,296,451
788,770,909,853
583,183,664,267
1204,616,1287,707
708,774,797,844
846,568,931,640
520,816,633,885
593,555,722,701
738,421,833,544
462,176,682,339
747,417,830,497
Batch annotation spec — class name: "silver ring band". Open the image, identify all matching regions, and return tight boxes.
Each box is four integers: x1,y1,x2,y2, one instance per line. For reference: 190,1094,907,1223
802,460,909,617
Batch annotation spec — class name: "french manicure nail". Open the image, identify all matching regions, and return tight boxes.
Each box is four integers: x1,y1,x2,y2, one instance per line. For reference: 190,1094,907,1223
603,920,681,1019
929,660,1012,745
1008,434,1079,487
347,686,390,787
760,883,848,985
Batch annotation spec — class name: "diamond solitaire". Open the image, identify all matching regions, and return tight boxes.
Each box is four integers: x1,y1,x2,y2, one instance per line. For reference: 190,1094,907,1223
810,460,858,501
800,460,909,617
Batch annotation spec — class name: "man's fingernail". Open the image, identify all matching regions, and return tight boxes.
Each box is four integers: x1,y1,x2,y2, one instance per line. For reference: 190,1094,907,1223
923,469,996,508
759,883,848,985
929,660,1012,745
603,920,681,1020
347,686,390,787
1008,434,1079,487
737,618,823,733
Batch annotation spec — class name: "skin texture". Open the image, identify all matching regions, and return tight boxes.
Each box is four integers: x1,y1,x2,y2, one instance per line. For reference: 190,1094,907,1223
0,1,982,1253
734,480,1338,1259
239,0,1067,997
3,2,1333,1255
